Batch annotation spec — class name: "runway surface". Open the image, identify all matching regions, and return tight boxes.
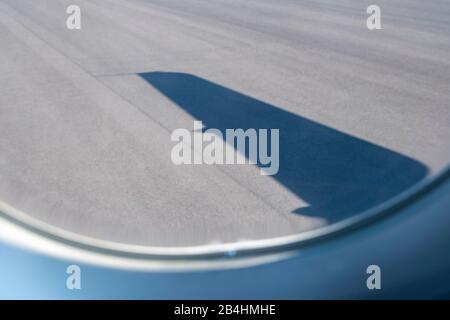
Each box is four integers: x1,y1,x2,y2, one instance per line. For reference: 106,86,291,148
1,0,449,247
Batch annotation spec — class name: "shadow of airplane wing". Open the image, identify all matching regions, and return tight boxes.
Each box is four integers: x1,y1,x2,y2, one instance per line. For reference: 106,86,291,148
139,72,427,221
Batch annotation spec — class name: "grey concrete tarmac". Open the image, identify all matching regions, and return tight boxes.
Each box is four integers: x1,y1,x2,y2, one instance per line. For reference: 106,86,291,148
0,0,449,247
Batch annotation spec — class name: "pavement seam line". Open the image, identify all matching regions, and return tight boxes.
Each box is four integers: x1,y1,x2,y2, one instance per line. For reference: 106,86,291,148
0,2,294,226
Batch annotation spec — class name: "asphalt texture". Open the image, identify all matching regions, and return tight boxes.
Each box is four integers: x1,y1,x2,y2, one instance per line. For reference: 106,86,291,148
0,0,449,247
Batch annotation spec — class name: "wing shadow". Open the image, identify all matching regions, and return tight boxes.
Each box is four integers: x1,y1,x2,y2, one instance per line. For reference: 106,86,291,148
139,72,427,221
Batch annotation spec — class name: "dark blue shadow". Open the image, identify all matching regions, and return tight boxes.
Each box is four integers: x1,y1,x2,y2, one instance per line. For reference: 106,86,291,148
139,72,427,220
